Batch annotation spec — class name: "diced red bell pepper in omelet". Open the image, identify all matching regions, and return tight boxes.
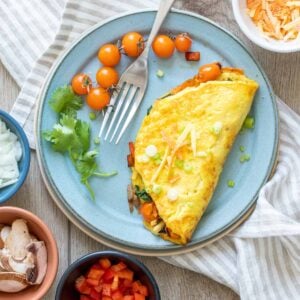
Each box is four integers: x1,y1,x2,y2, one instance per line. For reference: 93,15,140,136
134,293,146,300
116,268,134,281
99,258,112,269
75,276,92,295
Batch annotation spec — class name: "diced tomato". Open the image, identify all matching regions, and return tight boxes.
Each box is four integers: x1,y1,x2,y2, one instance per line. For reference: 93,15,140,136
94,283,103,293
111,289,123,300
80,295,92,300
123,279,133,287
75,276,92,295
111,261,127,272
103,268,115,283
134,293,145,300
87,268,105,280
111,275,119,291
102,283,112,296
123,296,134,300
138,285,148,296
90,289,101,300
132,281,142,293
86,278,99,287
117,269,134,281
99,258,112,269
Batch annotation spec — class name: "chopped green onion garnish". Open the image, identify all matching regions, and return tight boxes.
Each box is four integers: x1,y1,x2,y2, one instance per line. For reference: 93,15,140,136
243,116,255,129
175,160,184,168
227,180,235,188
89,112,97,120
93,137,100,145
156,69,164,78
240,153,251,163
154,158,162,165
153,184,162,195
239,145,245,152
153,153,161,160
183,162,193,172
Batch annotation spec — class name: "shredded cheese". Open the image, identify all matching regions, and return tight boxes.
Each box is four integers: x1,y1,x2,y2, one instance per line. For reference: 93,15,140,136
247,0,300,41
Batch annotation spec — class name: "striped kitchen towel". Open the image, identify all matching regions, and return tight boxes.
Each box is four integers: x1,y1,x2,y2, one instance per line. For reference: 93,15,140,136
1,0,300,299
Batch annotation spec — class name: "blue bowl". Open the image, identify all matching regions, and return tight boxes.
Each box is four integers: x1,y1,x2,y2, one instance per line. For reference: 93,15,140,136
0,110,30,203
55,250,161,300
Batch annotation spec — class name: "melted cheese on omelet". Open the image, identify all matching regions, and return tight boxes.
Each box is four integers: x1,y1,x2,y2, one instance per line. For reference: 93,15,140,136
132,71,259,245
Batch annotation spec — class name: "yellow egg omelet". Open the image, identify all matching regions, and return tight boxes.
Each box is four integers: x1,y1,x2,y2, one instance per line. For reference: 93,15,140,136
131,67,259,245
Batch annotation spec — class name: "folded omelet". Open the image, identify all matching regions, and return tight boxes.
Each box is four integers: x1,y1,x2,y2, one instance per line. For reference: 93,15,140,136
131,67,259,245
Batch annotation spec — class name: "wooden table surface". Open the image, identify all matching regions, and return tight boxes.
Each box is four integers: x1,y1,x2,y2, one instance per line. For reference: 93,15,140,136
1,1,300,299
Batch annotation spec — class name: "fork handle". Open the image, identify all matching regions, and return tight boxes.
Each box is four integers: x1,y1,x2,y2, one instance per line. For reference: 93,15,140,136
143,0,176,56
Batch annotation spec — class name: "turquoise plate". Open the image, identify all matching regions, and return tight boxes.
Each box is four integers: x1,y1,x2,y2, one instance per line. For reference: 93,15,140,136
36,9,278,255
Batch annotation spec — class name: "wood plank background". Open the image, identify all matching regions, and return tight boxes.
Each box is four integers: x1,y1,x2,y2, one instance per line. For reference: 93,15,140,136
1,0,300,299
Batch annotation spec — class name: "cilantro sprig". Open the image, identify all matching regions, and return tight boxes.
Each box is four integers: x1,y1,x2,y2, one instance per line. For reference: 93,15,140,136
43,85,117,200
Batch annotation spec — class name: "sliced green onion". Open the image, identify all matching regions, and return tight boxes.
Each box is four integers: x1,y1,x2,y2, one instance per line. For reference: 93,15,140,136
175,160,184,168
240,153,251,163
89,112,97,120
93,137,100,145
145,187,152,194
156,69,165,78
183,162,193,172
243,116,255,129
154,158,162,165
239,145,245,152
153,153,161,160
153,184,162,195
227,180,235,188
211,121,223,135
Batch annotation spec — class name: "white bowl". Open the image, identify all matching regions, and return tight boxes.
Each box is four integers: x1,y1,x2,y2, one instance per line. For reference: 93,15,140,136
232,0,300,53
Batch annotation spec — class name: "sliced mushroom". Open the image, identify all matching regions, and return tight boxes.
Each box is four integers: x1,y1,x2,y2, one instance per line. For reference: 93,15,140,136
5,219,31,260
26,241,47,285
0,226,11,249
8,253,35,274
0,255,14,272
0,272,28,293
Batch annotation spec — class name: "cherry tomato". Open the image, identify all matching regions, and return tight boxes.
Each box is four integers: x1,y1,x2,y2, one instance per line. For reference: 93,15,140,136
152,35,175,58
174,33,192,52
98,44,121,67
71,73,92,95
122,32,145,57
198,63,222,82
96,67,119,89
86,87,110,110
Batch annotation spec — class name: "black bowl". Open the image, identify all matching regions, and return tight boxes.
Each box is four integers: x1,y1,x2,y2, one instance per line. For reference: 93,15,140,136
55,250,161,300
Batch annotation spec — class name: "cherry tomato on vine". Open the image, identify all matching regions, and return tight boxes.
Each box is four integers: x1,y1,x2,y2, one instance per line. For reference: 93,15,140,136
175,33,192,52
98,44,121,67
198,63,222,82
121,32,145,57
96,67,119,89
86,87,110,110
71,73,92,95
152,35,175,58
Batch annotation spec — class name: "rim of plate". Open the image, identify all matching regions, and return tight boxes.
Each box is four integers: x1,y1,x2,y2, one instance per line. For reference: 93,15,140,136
35,8,279,256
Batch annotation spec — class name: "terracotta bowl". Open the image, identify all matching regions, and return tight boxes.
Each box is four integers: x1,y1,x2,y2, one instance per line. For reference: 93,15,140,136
0,206,59,300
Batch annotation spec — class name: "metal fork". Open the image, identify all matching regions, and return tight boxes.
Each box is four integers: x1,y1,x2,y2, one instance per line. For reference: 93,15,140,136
98,0,175,144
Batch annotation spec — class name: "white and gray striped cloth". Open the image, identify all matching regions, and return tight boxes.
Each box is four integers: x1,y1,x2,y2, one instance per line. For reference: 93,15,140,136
1,0,299,299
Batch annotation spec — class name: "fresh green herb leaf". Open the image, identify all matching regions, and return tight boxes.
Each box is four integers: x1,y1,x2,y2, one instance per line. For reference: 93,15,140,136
49,85,82,114
227,180,235,188
135,185,152,202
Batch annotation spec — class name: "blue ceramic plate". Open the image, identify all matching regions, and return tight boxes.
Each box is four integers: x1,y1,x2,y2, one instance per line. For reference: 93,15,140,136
36,10,278,255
